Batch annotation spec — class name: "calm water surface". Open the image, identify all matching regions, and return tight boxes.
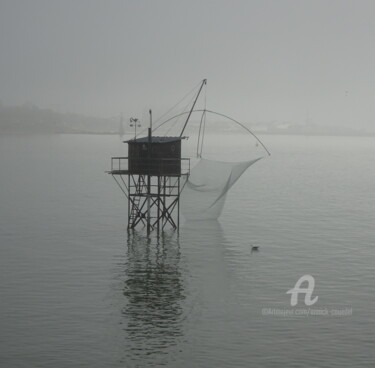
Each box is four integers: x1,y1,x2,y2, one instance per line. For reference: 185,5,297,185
0,134,374,367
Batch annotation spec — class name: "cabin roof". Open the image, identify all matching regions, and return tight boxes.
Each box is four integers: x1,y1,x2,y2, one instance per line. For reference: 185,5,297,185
125,136,186,144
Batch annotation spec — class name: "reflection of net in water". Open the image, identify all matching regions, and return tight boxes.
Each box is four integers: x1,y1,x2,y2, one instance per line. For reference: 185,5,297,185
181,157,261,220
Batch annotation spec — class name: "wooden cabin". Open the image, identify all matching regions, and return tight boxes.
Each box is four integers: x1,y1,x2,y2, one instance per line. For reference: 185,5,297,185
126,136,184,176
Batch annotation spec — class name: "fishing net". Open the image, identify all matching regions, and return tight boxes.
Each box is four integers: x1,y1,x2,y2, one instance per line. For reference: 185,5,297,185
181,157,261,220
142,81,269,220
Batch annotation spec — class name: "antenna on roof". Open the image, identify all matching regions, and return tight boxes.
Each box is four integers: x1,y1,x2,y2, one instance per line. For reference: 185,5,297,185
149,109,152,132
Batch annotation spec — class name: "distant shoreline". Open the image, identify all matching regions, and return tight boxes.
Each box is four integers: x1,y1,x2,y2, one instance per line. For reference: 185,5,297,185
1,131,374,138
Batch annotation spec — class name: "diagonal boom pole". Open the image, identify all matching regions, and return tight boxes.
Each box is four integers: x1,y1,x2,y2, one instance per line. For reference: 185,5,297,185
180,79,207,137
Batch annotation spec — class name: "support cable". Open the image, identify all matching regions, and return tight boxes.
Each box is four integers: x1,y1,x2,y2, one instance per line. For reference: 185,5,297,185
153,109,271,156
133,80,203,139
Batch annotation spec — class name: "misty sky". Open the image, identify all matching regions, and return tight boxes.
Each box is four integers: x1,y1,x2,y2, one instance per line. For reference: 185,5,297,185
1,0,375,127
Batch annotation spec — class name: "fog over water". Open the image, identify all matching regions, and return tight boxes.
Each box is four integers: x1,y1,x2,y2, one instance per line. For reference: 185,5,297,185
1,0,375,131
0,1,374,367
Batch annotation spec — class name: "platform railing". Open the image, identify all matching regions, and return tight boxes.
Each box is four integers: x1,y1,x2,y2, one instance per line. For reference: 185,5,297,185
110,157,190,176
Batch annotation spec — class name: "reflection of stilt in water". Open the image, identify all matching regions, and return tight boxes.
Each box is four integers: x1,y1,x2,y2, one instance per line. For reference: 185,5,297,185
120,230,185,362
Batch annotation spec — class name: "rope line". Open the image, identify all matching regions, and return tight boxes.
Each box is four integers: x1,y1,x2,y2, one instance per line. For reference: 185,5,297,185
133,80,203,139
152,109,271,156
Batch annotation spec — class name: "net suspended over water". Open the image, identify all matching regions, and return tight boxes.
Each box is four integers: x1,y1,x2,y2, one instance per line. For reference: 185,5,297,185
181,157,262,220
139,80,270,221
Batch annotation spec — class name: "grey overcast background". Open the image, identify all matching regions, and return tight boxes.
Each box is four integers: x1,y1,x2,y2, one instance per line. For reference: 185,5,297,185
1,0,375,128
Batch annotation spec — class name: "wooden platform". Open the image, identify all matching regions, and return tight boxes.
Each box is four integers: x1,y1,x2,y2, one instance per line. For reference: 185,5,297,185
107,170,186,177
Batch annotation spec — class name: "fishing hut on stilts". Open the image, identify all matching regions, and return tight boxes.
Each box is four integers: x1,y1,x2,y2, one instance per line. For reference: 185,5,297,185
108,80,206,234
108,78,270,233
